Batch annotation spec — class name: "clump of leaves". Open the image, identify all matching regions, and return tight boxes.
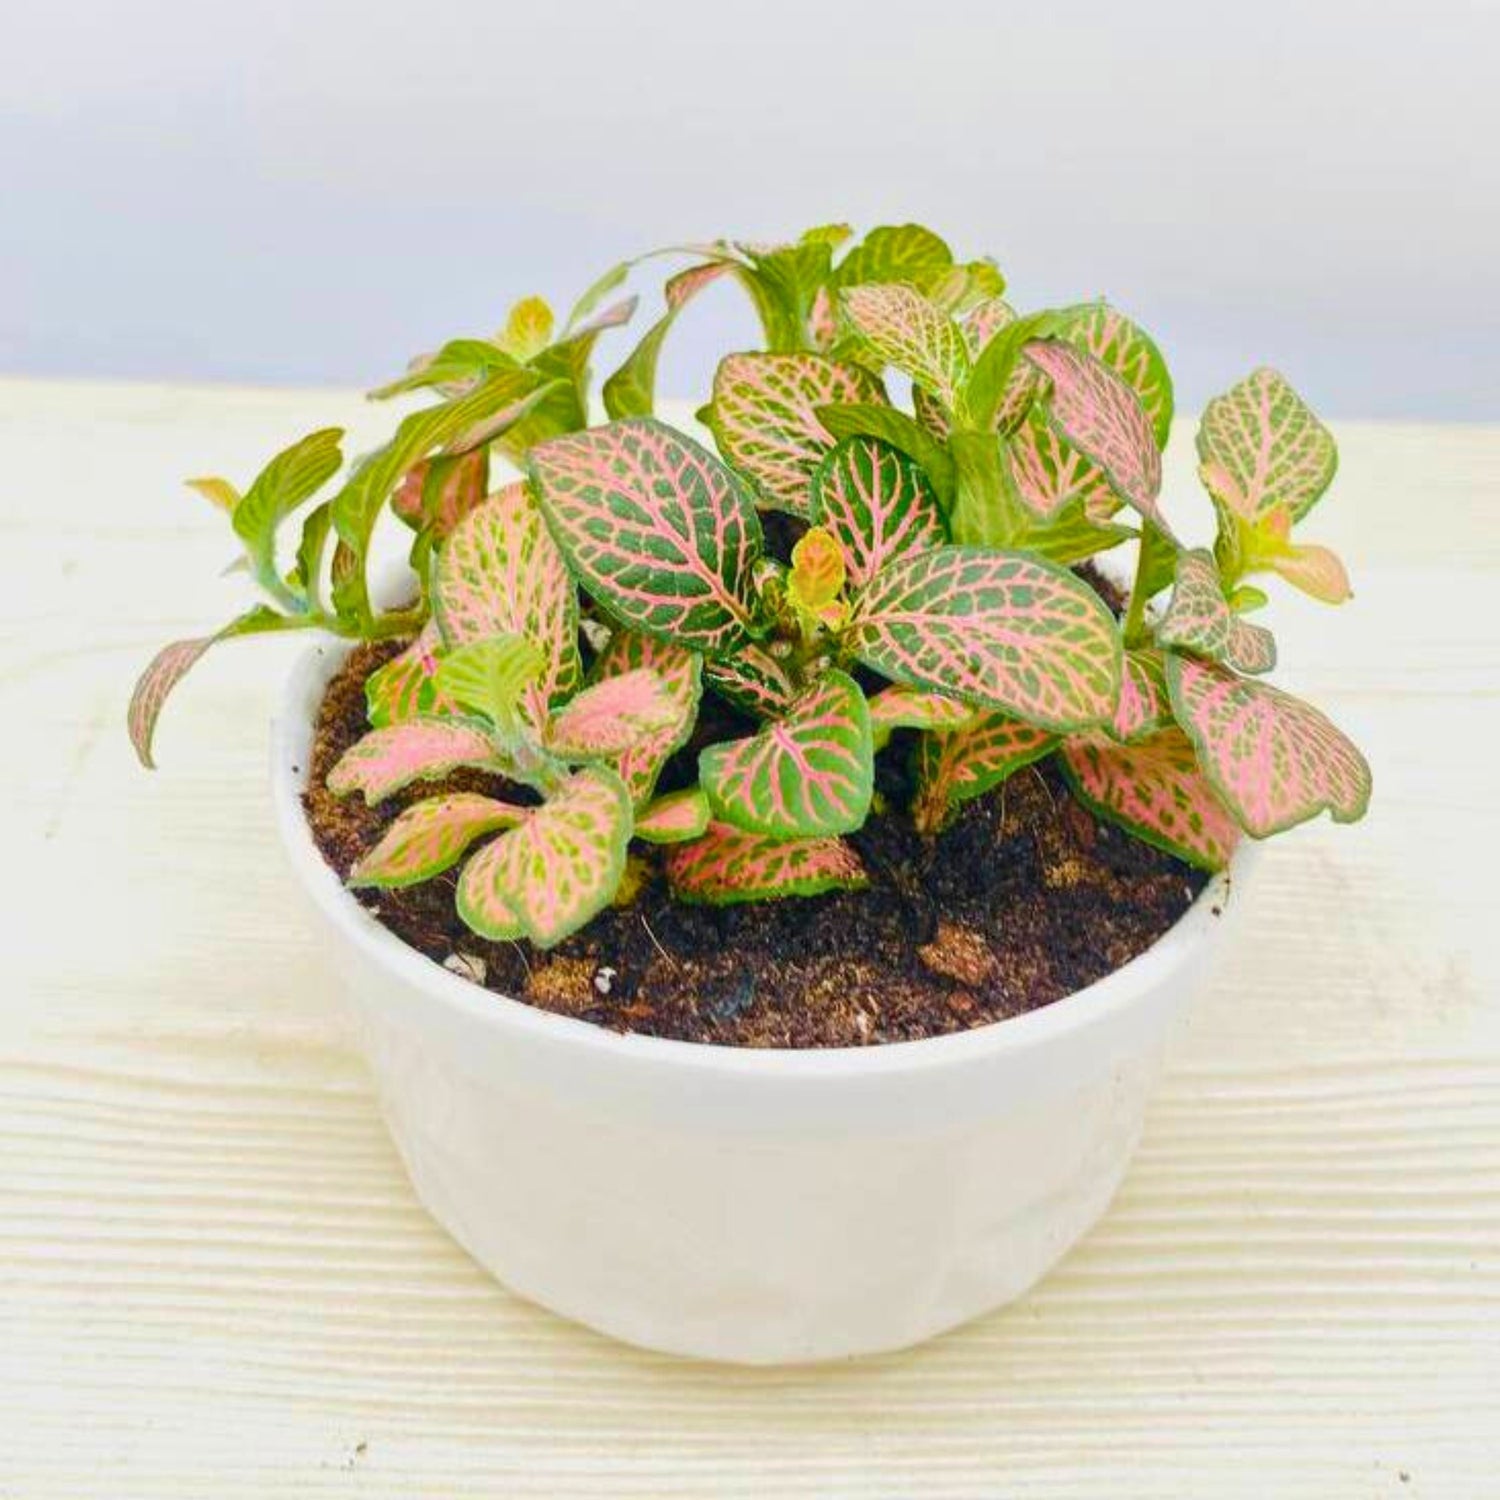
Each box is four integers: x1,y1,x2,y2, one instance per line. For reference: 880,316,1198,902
131,223,1370,950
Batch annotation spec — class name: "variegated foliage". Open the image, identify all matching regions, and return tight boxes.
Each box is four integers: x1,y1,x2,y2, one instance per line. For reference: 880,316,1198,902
913,714,1057,833
710,352,887,517
665,822,868,905
1156,549,1278,675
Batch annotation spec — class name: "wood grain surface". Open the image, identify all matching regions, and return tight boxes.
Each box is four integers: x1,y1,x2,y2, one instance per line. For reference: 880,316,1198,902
2,379,1496,1496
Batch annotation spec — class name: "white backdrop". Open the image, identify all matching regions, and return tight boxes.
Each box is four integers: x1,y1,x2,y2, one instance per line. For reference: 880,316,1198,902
4,0,1497,417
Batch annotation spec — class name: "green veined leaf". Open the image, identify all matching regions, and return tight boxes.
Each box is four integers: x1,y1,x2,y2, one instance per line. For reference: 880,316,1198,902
812,436,947,591
329,365,546,625
369,338,519,401
710,352,887,518
1056,303,1174,449
527,417,763,655
127,606,310,770
229,427,344,601
327,717,500,804
703,641,799,720
1197,368,1337,522
1157,548,1277,675
591,630,702,807
433,480,583,728
434,634,546,730
348,793,528,888
365,622,455,728
1166,655,1372,837
498,296,554,360
815,402,957,506
1014,502,1136,568
634,787,711,844
962,304,1095,432
564,260,631,333
602,261,734,420
736,239,834,348
839,283,969,406
1109,648,1172,742
833,223,954,292
800,222,855,250
845,545,1122,732
1023,341,1171,538
456,766,633,947
699,670,874,838
665,822,868,905
545,668,679,760
912,713,1057,832
1060,726,1241,870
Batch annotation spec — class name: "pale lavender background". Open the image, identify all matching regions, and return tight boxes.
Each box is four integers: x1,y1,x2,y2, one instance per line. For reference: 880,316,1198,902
3,0,1497,418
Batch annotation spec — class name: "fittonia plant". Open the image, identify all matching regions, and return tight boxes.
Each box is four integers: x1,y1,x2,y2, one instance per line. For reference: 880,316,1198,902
129,222,1372,947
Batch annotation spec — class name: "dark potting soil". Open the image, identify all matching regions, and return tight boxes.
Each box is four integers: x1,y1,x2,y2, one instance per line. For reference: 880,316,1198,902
303,630,1211,1049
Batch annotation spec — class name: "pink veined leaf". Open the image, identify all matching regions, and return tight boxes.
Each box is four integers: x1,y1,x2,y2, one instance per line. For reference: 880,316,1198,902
545,668,680,761
962,296,1017,354
1167,655,1372,837
811,436,947,591
527,418,763,655
807,285,838,350
665,822,869,905
839,284,970,407
704,642,800,720
1023,341,1171,538
846,545,1122,732
666,259,733,310
911,385,953,441
433,480,583,727
327,718,500,804
590,630,702,807
128,637,213,771
1057,304,1174,449
633,787,711,845
365,622,457,728
456,766,633,948
1157,549,1278,676
391,449,488,539
1197,368,1337,522
1005,410,1117,522
348,793,529,888
1060,727,1241,871
913,714,1057,832
1110,649,1172,742
698,670,874,838
711,352,887,518
867,684,975,747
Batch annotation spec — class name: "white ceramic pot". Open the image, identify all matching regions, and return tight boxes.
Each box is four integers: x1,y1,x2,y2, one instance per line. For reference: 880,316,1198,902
273,639,1255,1365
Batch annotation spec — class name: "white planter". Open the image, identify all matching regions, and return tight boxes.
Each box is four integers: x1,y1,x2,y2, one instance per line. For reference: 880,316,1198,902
272,640,1254,1365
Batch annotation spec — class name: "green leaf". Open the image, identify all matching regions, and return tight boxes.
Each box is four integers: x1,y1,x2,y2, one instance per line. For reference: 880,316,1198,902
949,429,1028,547
834,224,954,292
433,480,583,729
665,822,868,904
498,296,555,360
963,304,1094,431
603,262,732,420
230,428,344,603
710,352,887,518
699,670,874,838
330,366,547,625
456,766,633,947
845,545,1122,732
815,402,956,507
1197,368,1337,522
434,634,546,730
912,713,1057,832
365,622,452,728
370,338,519,400
527,417,764,655
839,283,969,406
127,605,313,769
1056,304,1175,449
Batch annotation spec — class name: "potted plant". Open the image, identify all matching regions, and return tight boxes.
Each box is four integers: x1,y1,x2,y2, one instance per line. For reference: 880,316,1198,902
129,223,1371,1363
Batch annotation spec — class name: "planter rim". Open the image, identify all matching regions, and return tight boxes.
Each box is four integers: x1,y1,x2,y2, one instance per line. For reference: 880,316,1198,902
272,636,1257,1080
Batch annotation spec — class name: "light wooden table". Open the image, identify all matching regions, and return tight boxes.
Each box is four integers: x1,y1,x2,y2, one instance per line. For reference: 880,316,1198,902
3,378,1496,1497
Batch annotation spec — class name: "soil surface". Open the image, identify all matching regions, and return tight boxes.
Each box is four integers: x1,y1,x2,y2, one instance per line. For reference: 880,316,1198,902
302,628,1212,1048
